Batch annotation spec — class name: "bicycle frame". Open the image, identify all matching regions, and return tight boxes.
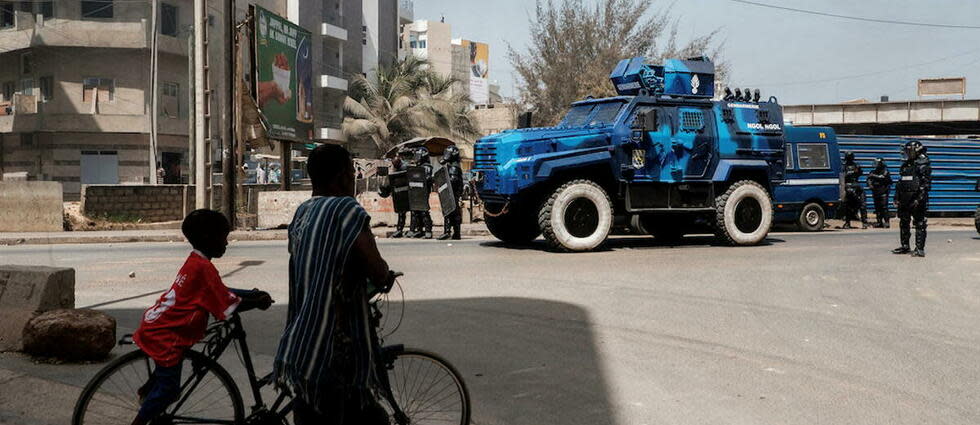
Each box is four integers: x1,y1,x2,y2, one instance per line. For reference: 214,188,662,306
167,314,293,422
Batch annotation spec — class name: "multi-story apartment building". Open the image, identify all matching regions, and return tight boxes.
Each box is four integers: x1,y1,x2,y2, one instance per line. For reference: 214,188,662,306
0,0,402,199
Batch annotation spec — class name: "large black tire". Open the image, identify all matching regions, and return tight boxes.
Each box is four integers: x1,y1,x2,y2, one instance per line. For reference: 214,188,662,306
975,206,979,235
714,180,773,245
485,204,541,244
797,202,825,232
539,179,614,252
72,350,244,425
385,348,472,425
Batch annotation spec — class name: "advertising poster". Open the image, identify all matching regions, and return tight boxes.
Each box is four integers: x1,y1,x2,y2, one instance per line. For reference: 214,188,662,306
253,5,314,141
464,40,490,105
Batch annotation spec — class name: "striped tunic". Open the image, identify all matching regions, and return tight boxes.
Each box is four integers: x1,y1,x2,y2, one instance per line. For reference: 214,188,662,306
273,196,376,410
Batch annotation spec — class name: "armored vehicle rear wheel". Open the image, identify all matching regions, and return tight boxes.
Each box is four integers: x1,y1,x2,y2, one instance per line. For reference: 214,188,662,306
714,180,773,245
539,180,613,252
797,202,825,232
485,204,541,244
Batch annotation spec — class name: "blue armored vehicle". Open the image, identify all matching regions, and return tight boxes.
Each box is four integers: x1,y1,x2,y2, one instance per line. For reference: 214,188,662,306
473,56,792,251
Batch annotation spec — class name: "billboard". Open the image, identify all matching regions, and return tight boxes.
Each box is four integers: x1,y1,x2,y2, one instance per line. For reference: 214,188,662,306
253,5,314,142
917,77,966,97
462,40,489,104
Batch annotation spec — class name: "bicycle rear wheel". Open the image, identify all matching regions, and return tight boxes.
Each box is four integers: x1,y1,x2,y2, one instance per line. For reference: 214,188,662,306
72,349,244,425
385,348,471,425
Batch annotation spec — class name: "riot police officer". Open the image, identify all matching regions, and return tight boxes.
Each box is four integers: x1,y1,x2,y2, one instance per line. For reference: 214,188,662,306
438,145,464,240
409,146,434,239
379,156,409,238
892,140,931,257
842,151,869,229
866,157,892,228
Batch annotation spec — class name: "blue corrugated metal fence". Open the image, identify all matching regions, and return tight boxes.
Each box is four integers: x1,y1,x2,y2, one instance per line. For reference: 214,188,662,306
837,136,980,214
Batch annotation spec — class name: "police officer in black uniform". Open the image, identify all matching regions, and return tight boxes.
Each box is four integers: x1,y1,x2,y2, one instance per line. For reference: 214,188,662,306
842,151,869,229
866,157,892,228
438,145,464,240
379,155,408,238
892,140,931,257
410,146,434,239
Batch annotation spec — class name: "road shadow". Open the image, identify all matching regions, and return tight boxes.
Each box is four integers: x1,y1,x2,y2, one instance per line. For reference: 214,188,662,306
23,297,616,425
480,235,785,252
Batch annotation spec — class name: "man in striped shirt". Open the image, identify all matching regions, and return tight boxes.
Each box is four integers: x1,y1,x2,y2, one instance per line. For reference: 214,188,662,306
273,144,393,424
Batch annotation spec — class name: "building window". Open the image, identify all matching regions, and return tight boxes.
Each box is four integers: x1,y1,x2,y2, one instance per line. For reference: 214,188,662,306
39,76,53,101
19,78,33,96
82,77,114,102
81,0,113,19
160,3,178,36
2,81,14,101
0,3,13,29
21,52,32,74
161,81,179,118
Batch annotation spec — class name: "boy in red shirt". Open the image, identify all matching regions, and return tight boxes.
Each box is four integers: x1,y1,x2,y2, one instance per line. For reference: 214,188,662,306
132,209,271,425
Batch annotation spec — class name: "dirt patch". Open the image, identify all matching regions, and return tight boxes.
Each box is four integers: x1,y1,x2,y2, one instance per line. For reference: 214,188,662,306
64,202,181,231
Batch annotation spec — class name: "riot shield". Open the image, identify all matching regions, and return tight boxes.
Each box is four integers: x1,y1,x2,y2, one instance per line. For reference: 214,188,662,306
388,171,410,213
407,166,430,211
433,166,458,216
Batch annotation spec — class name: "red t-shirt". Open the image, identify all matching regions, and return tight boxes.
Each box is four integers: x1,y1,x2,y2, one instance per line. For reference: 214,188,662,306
134,251,240,366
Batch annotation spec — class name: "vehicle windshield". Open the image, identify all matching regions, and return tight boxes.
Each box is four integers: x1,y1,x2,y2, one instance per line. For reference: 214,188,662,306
558,101,625,127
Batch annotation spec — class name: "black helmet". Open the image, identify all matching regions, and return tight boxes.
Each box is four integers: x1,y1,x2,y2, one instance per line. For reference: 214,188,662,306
844,151,856,162
904,140,924,159
873,157,886,170
442,145,461,164
414,146,429,163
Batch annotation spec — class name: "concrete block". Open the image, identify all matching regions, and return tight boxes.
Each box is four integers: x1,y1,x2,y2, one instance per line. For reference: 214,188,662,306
0,266,75,351
258,191,313,229
0,181,63,232
23,309,116,360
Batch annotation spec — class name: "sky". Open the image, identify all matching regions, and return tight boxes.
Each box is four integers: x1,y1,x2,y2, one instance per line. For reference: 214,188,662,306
413,0,980,105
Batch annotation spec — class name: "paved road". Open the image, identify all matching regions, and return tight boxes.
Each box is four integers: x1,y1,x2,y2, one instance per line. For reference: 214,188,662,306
2,229,980,425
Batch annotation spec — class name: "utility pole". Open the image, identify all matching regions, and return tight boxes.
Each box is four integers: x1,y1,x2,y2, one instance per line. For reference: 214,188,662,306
149,0,159,184
187,26,194,186
221,0,236,227
194,0,208,208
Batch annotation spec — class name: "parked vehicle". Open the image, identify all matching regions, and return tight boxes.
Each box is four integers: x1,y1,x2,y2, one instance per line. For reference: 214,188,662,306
772,126,843,231
473,56,789,251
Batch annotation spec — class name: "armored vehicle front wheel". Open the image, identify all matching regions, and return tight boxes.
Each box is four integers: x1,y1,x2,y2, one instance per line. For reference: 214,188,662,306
539,179,613,252
797,202,825,232
714,180,773,245
485,204,541,244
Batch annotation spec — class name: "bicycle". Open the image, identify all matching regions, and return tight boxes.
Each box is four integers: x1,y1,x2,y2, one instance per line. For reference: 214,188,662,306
72,273,471,425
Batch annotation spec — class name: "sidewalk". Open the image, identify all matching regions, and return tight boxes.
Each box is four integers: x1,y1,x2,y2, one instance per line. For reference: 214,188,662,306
0,223,491,246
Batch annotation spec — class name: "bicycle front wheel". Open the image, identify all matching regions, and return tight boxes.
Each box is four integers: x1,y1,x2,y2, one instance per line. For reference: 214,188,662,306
72,349,244,425
385,348,471,425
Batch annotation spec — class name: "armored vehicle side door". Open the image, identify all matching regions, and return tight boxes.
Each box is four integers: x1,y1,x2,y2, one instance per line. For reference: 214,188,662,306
676,106,716,178
627,104,672,182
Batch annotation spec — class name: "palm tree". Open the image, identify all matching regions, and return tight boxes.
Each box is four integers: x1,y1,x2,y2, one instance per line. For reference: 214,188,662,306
342,56,480,156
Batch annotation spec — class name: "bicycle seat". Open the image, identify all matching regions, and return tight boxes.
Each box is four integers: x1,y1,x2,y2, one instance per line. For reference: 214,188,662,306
119,334,134,346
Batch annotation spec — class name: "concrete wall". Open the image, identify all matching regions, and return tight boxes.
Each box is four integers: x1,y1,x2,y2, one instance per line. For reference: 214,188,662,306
257,190,454,229
81,184,194,223
0,181,63,232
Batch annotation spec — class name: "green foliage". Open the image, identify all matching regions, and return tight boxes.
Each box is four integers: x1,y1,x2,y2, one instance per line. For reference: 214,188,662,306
343,56,481,156
509,0,728,126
